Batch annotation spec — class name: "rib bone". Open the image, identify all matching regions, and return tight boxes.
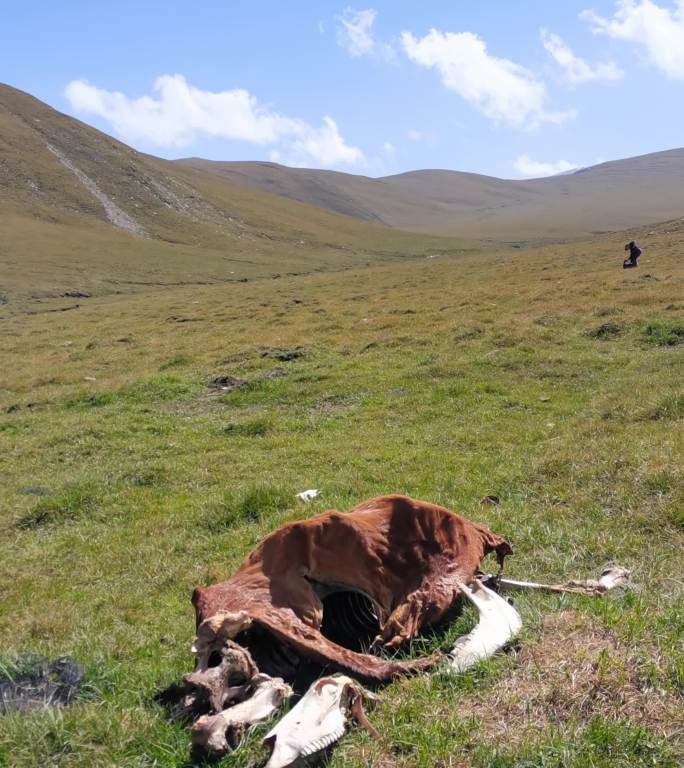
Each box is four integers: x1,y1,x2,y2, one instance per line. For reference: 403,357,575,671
263,675,373,768
191,674,292,756
449,580,522,672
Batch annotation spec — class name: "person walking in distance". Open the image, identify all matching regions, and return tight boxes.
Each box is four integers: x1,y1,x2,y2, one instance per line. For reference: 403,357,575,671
623,240,642,269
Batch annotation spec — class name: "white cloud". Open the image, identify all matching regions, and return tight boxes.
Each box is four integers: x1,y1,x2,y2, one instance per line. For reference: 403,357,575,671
541,29,624,83
65,75,364,168
382,140,396,158
407,129,424,141
336,7,377,57
401,29,573,129
285,116,366,167
581,0,684,79
513,154,579,177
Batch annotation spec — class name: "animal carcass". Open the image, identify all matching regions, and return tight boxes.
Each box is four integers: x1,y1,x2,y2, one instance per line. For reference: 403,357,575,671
183,495,517,759
190,494,513,684
180,493,629,764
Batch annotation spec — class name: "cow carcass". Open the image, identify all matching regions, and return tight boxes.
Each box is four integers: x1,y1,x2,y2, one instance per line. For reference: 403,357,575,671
180,494,628,765
191,495,513,683
182,495,516,757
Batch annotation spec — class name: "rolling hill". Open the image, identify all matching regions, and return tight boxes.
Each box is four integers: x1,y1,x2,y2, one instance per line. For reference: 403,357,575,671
179,148,684,240
3,80,684,306
0,83,458,302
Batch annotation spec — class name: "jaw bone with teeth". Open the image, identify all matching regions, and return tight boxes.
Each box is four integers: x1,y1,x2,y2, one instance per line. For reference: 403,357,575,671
191,673,293,756
263,675,377,768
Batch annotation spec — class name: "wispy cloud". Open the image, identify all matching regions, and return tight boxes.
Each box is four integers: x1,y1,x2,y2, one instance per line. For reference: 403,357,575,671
401,29,573,129
581,0,684,79
336,7,394,59
336,7,377,57
65,75,364,169
541,29,624,83
513,154,579,177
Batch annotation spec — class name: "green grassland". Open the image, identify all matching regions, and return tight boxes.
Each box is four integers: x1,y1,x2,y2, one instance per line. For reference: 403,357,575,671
0,218,682,767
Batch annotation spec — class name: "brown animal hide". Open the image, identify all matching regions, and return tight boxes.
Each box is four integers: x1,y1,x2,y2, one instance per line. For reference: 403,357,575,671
192,495,512,683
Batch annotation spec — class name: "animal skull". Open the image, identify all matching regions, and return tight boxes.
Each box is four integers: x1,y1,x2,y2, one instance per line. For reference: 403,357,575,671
263,675,375,768
184,611,257,713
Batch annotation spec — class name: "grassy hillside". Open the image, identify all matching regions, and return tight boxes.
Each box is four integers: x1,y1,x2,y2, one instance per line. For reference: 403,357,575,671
0,217,682,767
0,83,465,302
180,148,684,240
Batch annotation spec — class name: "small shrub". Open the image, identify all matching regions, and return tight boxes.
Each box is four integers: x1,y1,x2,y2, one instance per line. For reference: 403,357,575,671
642,320,684,347
17,481,102,529
209,485,290,529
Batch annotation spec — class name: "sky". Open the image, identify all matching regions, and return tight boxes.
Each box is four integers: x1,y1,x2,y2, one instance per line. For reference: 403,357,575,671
3,0,684,178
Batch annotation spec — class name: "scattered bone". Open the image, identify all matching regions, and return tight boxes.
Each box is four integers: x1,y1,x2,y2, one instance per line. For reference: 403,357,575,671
491,565,631,596
263,676,374,768
191,674,292,756
449,580,522,673
480,494,500,505
296,489,320,502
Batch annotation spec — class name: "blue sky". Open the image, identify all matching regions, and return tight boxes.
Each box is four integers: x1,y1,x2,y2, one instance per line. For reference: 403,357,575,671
3,1,684,178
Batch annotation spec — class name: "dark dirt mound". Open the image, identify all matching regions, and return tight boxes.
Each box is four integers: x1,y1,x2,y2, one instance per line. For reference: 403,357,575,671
208,374,247,391
259,347,307,362
588,322,622,340
0,655,84,714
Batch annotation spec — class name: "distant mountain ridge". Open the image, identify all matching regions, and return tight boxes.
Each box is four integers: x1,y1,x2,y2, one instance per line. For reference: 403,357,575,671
178,148,684,239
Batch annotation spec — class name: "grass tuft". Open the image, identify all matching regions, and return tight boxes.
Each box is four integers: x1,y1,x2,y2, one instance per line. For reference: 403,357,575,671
158,354,192,371
17,481,103,529
208,485,292,530
222,417,273,437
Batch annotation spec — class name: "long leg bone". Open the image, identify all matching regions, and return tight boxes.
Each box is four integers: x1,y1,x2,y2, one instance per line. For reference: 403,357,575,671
484,565,631,596
263,675,376,768
448,580,522,673
191,674,292,756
